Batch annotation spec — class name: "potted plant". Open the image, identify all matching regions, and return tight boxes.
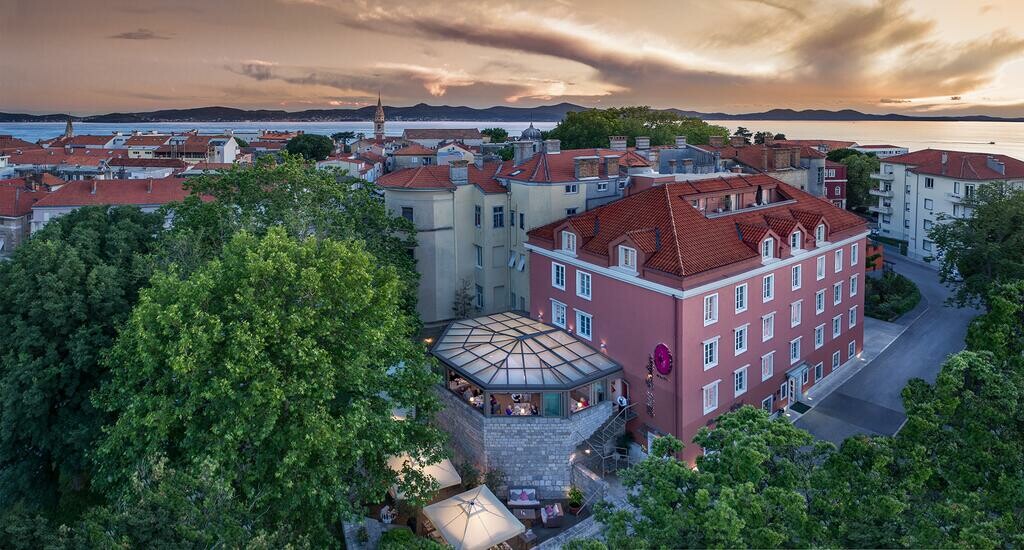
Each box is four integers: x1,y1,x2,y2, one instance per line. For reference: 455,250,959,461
567,486,584,515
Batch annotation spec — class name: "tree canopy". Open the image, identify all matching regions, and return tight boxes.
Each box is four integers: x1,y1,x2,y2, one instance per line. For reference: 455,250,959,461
94,228,445,544
285,133,335,161
546,107,729,149
840,152,880,210
929,181,1024,307
0,206,165,514
480,127,508,143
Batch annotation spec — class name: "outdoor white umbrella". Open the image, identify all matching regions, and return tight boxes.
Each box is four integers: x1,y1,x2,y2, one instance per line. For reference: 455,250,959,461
387,454,462,499
421,485,525,550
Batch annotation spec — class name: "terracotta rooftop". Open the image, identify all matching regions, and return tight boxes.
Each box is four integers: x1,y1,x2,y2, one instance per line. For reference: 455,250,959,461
496,148,649,183
393,143,436,156
528,174,866,280
0,135,42,154
47,134,115,148
403,128,483,140
773,139,857,150
108,157,187,168
33,177,196,208
882,149,1024,180
855,144,902,149
377,162,508,194
124,135,171,147
5,148,125,166
0,186,46,217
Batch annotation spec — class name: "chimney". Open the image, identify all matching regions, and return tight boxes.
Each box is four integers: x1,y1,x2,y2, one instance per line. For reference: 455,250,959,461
636,136,650,150
574,156,600,179
604,155,619,176
675,135,688,148
146,178,153,193
90,180,97,195
14,187,20,211
682,159,694,174
709,135,725,147
731,166,743,173
762,148,770,170
764,136,775,146
449,159,469,185
608,136,627,151
986,155,1005,175
512,141,536,166
941,151,948,175
648,149,659,167
474,154,484,170
543,139,561,154
667,159,677,173
729,135,746,147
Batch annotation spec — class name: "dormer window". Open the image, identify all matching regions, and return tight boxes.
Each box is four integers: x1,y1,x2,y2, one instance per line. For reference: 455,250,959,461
561,230,577,254
761,238,775,260
790,231,802,251
618,245,637,272
815,224,826,243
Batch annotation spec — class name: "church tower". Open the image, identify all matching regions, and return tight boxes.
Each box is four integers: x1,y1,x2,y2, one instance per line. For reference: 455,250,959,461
63,116,74,139
373,93,385,141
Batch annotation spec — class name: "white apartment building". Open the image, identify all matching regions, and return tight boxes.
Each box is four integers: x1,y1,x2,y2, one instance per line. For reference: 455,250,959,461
871,149,1024,260
852,144,909,159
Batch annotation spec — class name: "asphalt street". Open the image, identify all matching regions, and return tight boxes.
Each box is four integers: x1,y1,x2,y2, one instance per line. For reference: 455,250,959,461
794,252,978,444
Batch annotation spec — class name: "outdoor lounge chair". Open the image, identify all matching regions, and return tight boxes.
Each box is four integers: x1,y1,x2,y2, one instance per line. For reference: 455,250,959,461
540,503,564,528
507,487,540,508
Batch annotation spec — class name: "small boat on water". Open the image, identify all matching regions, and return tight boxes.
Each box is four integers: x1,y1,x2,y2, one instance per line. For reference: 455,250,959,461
989,141,996,144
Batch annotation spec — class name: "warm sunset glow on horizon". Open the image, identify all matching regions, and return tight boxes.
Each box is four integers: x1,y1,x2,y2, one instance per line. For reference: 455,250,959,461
3,0,1024,116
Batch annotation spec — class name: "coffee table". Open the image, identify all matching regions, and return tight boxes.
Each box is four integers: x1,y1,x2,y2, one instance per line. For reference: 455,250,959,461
512,507,537,527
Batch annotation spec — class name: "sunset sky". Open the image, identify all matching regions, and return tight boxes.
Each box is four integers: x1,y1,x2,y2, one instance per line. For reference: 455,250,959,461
3,0,1024,116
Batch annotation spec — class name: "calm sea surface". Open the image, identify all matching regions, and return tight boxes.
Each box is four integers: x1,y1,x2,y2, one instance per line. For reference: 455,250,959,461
2,119,1022,158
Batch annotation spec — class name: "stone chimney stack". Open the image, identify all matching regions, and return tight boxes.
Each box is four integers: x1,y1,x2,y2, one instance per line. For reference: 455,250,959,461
682,159,694,174
608,136,627,151
709,135,725,147
574,155,600,179
635,136,650,150
513,141,536,166
543,139,561,155
941,151,949,175
667,159,677,174
729,135,746,147
675,136,688,148
986,155,1006,175
604,155,619,177
449,159,469,185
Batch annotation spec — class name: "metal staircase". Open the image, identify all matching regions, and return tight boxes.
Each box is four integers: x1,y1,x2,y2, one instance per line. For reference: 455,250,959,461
576,403,638,477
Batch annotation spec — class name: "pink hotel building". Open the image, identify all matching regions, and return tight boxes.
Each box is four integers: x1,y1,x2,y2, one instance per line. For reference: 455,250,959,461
526,174,869,462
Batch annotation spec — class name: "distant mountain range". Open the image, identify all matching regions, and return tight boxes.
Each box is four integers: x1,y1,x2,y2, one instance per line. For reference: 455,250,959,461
2,103,1022,123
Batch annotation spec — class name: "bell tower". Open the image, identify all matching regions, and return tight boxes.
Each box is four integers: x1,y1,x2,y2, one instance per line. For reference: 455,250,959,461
373,92,385,141
64,116,74,139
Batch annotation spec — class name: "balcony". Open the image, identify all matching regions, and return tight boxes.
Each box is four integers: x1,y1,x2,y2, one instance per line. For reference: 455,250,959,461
869,187,894,198
868,205,893,215
871,172,895,181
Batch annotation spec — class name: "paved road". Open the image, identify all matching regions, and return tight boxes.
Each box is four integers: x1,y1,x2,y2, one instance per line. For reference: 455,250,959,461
795,252,978,444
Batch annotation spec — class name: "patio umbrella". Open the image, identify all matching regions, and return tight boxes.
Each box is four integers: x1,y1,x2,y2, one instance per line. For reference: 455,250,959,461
387,454,462,499
421,485,525,550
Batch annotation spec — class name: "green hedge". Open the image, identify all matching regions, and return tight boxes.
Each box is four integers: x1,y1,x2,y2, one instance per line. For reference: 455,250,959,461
865,272,921,321
379,528,448,550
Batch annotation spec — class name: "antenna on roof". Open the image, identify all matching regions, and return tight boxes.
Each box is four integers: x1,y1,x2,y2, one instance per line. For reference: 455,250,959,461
654,227,662,250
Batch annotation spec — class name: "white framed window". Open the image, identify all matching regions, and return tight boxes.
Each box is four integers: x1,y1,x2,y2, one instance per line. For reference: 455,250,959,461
780,380,789,400
597,182,608,191
762,274,774,302
761,237,775,260
832,315,842,338
475,284,484,308
575,310,593,340
618,245,637,272
734,283,748,313
924,198,934,211
790,231,802,251
702,337,720,370
734,366,748,397
815,362,824,381
734,324,749,355
703,293,719,326
850,274,858,297
834,249,844,273
551,300,567,328
551,262,565,290
565,183,579,194
814,324,825,349
851,243,859,266
474,245,483,268
833,282,843,305
761,395,774,412
761,351,774,381
791,264,802,290
702,380,720,415
815,224,826,242
832,350,841,369
924,177,934,189
561,230,577,254
816,256,826,280
576,271,592,300
849,306,857,328
790,300,802,327
761,312,775,342
923,240,933,252
789,337,801,364
815,289,826,314
848,340,856,359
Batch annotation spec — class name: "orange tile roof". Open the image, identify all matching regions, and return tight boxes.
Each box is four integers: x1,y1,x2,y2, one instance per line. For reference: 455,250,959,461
108,157,187,168
5,148,124,166
0,135,41,154
33,178,195,208
393,143,436,156
47,134,115,148
496,148,648,183
528,174,866,280
882,149,1024,180
124,135,171,147
403,128,482,140
774,139,857,150
377,162,508,194
0,185,46,217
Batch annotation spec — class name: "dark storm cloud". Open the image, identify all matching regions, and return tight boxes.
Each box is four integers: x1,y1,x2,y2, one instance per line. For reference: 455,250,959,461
107,28,171,40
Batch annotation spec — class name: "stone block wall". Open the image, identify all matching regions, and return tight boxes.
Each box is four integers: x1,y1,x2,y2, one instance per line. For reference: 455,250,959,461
434,389,486,470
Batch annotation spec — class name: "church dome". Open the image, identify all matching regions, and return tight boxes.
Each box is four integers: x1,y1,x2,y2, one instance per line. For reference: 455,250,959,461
519,122,542,142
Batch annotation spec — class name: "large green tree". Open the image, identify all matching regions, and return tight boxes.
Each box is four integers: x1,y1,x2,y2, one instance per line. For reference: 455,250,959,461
480,127,508,143
160,154,420,316
0,206,165,515
546,107,729,150
840,152,880,210
285,133,335,161
929,181,1024,307
94,229,445,544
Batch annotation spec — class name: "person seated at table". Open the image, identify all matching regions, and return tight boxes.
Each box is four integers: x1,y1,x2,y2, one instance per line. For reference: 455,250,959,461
530,403,539,415
490,395,499,414
505,404,514,415
463,387,475,401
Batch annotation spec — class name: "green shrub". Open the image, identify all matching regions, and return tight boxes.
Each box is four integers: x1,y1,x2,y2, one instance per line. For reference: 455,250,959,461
379,528,447,550
563,539,609,550
865,272,921,321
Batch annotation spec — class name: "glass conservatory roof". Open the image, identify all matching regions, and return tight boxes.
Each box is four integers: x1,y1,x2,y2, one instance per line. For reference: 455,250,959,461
431,311,622,390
